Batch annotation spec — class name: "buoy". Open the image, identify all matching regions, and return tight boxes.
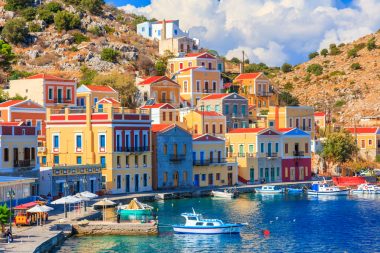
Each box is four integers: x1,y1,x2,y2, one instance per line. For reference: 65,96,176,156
263,229,270,236
293,219,296,222
269,220,273,224
275,217,279,220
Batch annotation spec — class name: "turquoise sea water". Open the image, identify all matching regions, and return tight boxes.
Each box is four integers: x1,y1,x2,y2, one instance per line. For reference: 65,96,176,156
57,193,380,253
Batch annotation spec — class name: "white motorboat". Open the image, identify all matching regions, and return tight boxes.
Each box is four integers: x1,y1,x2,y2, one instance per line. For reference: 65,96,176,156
255,185,283,194
172,209,246,234
212,189,239,198
351,183,380,194
307,182,349,196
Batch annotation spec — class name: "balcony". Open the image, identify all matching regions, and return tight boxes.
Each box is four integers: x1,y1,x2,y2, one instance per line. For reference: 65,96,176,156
231,113,245,119
115,146,150,153
266,152,278,158
203,89,217,93
228,153,256,158
157,98,174,104
14,160,32,168
256,91,274,97
293,151,305,157
53,98,73,104
193,160,210,166
210,158,227,164
169,154,186,162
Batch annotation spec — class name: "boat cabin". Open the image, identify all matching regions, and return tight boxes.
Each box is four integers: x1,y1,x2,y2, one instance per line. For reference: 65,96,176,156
311,183,339,192
181,213,224,227
261,186,277,191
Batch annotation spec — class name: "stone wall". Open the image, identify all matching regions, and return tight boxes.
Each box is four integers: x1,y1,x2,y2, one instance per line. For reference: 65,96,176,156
73,222,158,236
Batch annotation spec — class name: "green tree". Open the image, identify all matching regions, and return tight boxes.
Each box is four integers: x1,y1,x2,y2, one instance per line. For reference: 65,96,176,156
367,37,377,51
0,40,16,71
100,48,119,63
278,91,299,106
37,8,55,24
93,72,139,108
155,59,167,76
351,63,361,70
80,0,105,15
306,64,323,76
8,70,33,80
308,51,319,60
4,0,33,11
320,48,328,57
321,131,358,172
72,33,90,44
1,18,28,44
281,63,292,73
20,7,37,21
230,57,240,64
329,44,341,55
0,204,11,233
79,65,98,85
54,11,81,32
44,2,62,13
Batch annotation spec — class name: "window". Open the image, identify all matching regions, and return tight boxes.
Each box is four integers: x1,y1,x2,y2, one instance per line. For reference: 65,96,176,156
225,104,229,114
3,148,8,162
305,143,309,153
212,81,216,91
285,143,288,154
42,156,46,165
275,143,279,153
194,124,198,134
289,118,293,128
260,143,264,153
143,155,147,166
285,167,288,177
196,81,200,92
117,156,121,166
100,156,106,167
179,62,183,69
361,140,365,148
205,124,209,133
117,175,121,189
212,124,216,134
204,81,209,91
163,112,166,121
249,145,254,154
219,124,223,133
126,156,129,167
66,88,72,100
233,104,238,114
183,144,187,154
76,156,82,164
76,134,82,149
242,105,246,115
183,81,188,92
369,139,372,145
143,174,148,187
260,168,264,178
201,174,206,181
99,134,106,150
215,105,220,112
26,120,32,126
206,105,211,111
216,173,220,180
135,155,138,167
54,155,59,164
48,87,53,100
53,134,59,149
169,112,173,121
164,144,167,155
305,167,309,177
296,118,299,128
277,167,280,177
94,97,98,104
31,148,35,160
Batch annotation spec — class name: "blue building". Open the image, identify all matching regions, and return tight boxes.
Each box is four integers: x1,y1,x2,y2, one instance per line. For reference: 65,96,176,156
152,124,193,190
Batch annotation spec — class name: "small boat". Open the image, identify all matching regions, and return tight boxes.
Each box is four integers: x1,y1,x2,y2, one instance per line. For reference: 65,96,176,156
172,209,246,234
351,183,380,194
255,185,283,194
212,189,239,198
307,182,349,196
117,198,153,216
286,188,304,194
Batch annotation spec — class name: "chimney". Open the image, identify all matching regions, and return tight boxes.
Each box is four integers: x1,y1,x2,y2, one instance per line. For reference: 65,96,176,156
161,19,167,40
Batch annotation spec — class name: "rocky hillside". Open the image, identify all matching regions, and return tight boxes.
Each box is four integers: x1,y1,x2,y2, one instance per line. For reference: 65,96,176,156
0,0,158,81
272,31,380,124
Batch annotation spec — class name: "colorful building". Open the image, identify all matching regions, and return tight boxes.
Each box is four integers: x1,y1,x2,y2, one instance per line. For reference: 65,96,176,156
345,127,380,161
168,52,223,74
181,110,226,138
234,72,277,112
7,74,77,107
278,128,312,182
159,36,199,56
137,76,181,108
141,103,181,125
0,176,38,204
0,122,38,175
151,124,193,190
226,128,282,184
314,112,326,129
41,97,152,195
137,19,188,41
199,93,249,131
192,134,238,187
76,84,119,108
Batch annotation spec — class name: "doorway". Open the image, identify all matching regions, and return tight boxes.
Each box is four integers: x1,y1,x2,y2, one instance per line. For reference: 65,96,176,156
134,174,139,192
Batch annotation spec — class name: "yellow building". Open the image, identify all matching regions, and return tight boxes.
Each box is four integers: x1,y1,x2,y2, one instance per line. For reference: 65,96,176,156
267,106,315,139
234,72,278,112
345,127,380,161
168,52,223,75
41,96,152,194
76,84,119,108
181,110,226,138
192,134,238,187
225,128,282,184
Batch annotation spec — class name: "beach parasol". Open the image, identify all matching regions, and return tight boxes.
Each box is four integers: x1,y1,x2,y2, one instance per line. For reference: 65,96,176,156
51,196,81,218
80,191,98,199
93,198,116,221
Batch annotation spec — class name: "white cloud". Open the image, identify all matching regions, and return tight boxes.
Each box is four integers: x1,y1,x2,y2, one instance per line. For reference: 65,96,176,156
120,0,380,66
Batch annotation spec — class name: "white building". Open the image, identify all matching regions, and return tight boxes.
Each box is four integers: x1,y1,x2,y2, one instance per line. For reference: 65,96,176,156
137,19,188,41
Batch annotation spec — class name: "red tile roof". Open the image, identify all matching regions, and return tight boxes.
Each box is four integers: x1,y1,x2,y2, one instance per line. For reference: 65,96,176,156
200,93,229,100
179,66,200,72
86,85,116,92
314,112,326,117
0,100,24,108
0,122,24,126
151,124,175,133
228,128,265,134
276,128,294,133
235,73,261,80
141,103,175,109
193,134,223,142
26,73,74,82
185,52,216,59
345,127,379,134
98,97,120,104
195,111,223,116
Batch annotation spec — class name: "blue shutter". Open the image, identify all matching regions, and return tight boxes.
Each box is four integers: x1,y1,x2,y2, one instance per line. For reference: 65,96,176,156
77,135,82,148
54,136,59,148
100,135,105,148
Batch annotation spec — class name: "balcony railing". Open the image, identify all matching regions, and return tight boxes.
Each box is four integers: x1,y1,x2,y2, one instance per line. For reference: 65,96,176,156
193,160,210,166
14,160,32,168
169,154,186,161
210,158,227,164
53,98,73,104
231,113,245,119
203,89,217,93
115,146,150,152
228,152,256,158
266,152,278,158
158,98,174,103
293,151,305,157
256,91,274,97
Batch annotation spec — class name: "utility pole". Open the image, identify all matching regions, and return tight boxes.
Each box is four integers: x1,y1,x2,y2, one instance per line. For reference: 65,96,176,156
7,189,15,234
242,50,245,73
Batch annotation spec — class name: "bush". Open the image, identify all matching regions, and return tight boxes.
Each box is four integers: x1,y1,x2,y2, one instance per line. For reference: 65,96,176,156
329,46,341,56
8,70,33,80
37,8,55,24
100,48,119,63
4,0,33,11
334,100,346,108
367,37,377,51
320,48,328,57
308,52,319,59
281,63,292,73
20,7,37,21
0,40,15,71
28,22,42,32
329,70,345,77
347,48,358,58
283,82,294,91
54,11,81,32
79,65,98,85
72,33,90,44
338,43,345,47
104,25,115,34
306,64,323,76
88,26,103,36
80,0,105,14
279,91,299,106
1,18,28,44
44,2,62,13
230,57,240,64
354,43,366,51
351,63,361,70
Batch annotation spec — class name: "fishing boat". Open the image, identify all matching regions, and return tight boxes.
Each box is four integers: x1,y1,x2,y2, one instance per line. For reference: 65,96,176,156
307,182,349,196
172,209,246,234
351,183,380,194
211,189,239,198
117,198,153,216
255,185,283,194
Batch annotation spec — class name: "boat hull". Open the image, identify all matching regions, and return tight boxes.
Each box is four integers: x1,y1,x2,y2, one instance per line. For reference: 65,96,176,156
307,189,350,196
118,209,152,215
212,191,238,198
173,224,243,234
256,189,283,194
351,190,380,194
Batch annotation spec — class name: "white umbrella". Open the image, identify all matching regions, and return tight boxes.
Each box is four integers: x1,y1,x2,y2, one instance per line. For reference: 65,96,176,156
51,196,81,218
75,193,91,212
27,205,47,213
80,191,98,199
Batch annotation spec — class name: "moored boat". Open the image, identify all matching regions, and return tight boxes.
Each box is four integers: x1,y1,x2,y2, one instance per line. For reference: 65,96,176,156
286,188,304,194
172,209,246,234
307,182,349,196
117,198,153,216
212,189,239,198
256,185,283,194
351,183,380,194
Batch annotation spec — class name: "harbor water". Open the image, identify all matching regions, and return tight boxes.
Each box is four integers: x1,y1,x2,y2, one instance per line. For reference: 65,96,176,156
57,193,380,253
